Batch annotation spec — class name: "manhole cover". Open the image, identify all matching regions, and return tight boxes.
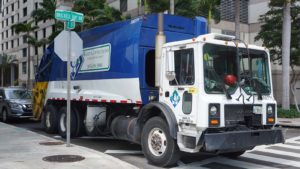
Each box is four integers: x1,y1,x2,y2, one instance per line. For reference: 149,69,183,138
43,155,85,163
39,141,65,146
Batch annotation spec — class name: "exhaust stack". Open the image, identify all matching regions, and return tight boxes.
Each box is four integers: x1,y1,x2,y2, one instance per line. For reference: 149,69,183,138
155,13,166,87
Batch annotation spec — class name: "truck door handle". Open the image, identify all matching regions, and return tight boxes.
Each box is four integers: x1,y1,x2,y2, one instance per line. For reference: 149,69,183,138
165,91,170,97
178,87,184,91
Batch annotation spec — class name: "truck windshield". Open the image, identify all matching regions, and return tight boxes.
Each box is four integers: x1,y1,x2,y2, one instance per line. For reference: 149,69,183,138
203,43,271,95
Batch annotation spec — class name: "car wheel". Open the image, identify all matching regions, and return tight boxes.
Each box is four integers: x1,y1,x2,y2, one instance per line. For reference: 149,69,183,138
141,117,180,167
2,109,9,123
58,107,78,138
220,150,246,158
42,104,59,134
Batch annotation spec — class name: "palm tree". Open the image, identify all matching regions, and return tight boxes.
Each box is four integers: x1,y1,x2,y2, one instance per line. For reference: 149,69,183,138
11,20,39,89
193,0,221,32
72,0,123,30
27,36,48,67
31,0,63,42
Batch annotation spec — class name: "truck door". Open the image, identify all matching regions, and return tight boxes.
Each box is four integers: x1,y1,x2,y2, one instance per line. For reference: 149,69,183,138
161,44,198,124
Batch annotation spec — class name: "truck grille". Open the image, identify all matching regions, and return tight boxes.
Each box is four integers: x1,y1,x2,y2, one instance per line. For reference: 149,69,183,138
224,105,262,127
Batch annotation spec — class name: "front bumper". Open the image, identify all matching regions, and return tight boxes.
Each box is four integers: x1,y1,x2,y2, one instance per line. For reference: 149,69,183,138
10,109,33,119
203,129,284,153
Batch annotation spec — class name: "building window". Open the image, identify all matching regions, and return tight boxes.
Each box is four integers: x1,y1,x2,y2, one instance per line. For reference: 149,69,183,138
6,19,8,26
120,0,127,12
11,15,14,24
22,48,27,57
35,2,38,9
23,7,27,17
12,29,14,36
1,44,3,51
17,38,19,46
12,3,14,11
17,14,19,21
6,42,8,50
2,21,3,28
11,40,14,48
22,62,27,74
23,0,27,3
6,30,8,38
42,29,46,37
1,32,3,39
6,7,8,14
35,47,38,55
23,36,26,43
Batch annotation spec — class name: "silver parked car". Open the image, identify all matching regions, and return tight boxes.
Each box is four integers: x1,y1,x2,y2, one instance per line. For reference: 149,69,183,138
0,87,32,122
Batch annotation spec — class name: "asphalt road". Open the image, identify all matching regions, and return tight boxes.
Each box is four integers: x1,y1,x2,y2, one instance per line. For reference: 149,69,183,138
8,119,300,169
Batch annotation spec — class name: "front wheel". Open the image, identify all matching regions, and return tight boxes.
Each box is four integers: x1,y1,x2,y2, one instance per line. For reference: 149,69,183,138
42,104,59,134
2,109,9,123
141,117,180,167
58,107,78,138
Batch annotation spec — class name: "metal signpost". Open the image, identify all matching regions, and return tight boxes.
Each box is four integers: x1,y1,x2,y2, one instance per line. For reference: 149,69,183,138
55,9,84,147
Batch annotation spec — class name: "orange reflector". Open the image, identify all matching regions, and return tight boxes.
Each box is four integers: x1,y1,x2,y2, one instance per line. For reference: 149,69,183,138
268,117,274,123
210,119,219,125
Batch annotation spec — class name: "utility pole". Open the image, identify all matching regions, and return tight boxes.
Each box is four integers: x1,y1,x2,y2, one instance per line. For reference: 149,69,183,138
235,0,240,39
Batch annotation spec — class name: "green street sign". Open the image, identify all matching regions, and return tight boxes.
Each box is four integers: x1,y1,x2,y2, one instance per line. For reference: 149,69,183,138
55,10,84,23
66,21,75,30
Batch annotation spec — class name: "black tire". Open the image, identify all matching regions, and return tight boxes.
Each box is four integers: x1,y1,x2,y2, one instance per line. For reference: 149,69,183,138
220,150,246,158
2,109,9,123
42,104,59,134
58,107,78,138
74,107,85,137
141,117,180,167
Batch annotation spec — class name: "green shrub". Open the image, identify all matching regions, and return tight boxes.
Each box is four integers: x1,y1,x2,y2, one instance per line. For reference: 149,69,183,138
277,107,300,118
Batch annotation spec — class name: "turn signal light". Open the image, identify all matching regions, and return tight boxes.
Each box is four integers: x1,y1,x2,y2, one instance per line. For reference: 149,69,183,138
268,117,274,123
210,119,219,125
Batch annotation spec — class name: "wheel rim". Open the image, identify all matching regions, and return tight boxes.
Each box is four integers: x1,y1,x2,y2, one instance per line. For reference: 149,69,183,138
45,111,51,128
147,127,167,157
3,110,7,121
60,113,66,132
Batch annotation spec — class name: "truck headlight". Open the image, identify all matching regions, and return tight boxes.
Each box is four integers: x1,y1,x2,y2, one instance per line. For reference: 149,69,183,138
266,104,275,124
267,105,273,115
210,106,218,116
208,104,220,127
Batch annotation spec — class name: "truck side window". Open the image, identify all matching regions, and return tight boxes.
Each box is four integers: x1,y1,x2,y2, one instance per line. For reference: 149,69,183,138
170,48,194,86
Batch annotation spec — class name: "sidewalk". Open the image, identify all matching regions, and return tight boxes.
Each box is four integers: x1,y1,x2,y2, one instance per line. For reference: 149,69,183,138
0,122,138,169
277,118,300,128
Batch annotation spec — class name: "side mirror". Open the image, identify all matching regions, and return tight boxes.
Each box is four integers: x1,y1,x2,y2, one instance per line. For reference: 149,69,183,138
165,50,176,81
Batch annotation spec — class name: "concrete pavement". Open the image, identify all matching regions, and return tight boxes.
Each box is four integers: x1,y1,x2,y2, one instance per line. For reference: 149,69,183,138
0,122,138,169
277,118,300,128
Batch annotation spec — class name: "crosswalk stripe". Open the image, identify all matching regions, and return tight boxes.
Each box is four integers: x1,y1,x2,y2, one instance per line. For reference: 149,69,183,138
173,156,276,169
267,143,300,150
267,145,300,153
237,156,300,169
251,146,300,158
242,152,300,168
249,150,300,161
284,142,300,146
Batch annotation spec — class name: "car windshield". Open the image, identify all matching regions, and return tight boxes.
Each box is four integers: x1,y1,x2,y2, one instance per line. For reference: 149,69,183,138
203,43,271,95
5,89,32,99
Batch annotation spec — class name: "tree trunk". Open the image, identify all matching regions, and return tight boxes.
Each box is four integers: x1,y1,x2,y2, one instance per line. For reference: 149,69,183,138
282,1,291,110
1,67,3,87
207,5,212,33
170,0,174,15
235,0,240,39
27,33,31,89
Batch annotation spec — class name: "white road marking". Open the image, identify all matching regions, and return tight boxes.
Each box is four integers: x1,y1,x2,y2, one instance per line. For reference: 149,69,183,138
251,147,300,157
242,153,300,168
104,150,143,155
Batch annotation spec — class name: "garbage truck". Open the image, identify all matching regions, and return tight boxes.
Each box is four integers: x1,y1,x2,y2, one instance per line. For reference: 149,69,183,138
33,14,284,167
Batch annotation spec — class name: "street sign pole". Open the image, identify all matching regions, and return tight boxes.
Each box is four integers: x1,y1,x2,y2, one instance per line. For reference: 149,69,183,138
55,9,84,147
66,29,71,147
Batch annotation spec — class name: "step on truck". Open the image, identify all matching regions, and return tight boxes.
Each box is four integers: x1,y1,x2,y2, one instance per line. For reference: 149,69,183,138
33,14,284,167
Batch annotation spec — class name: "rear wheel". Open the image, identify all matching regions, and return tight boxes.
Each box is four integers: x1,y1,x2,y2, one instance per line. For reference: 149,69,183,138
141,117,180,167
58,107,78,138
42,104,59,134
220,150,246,158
